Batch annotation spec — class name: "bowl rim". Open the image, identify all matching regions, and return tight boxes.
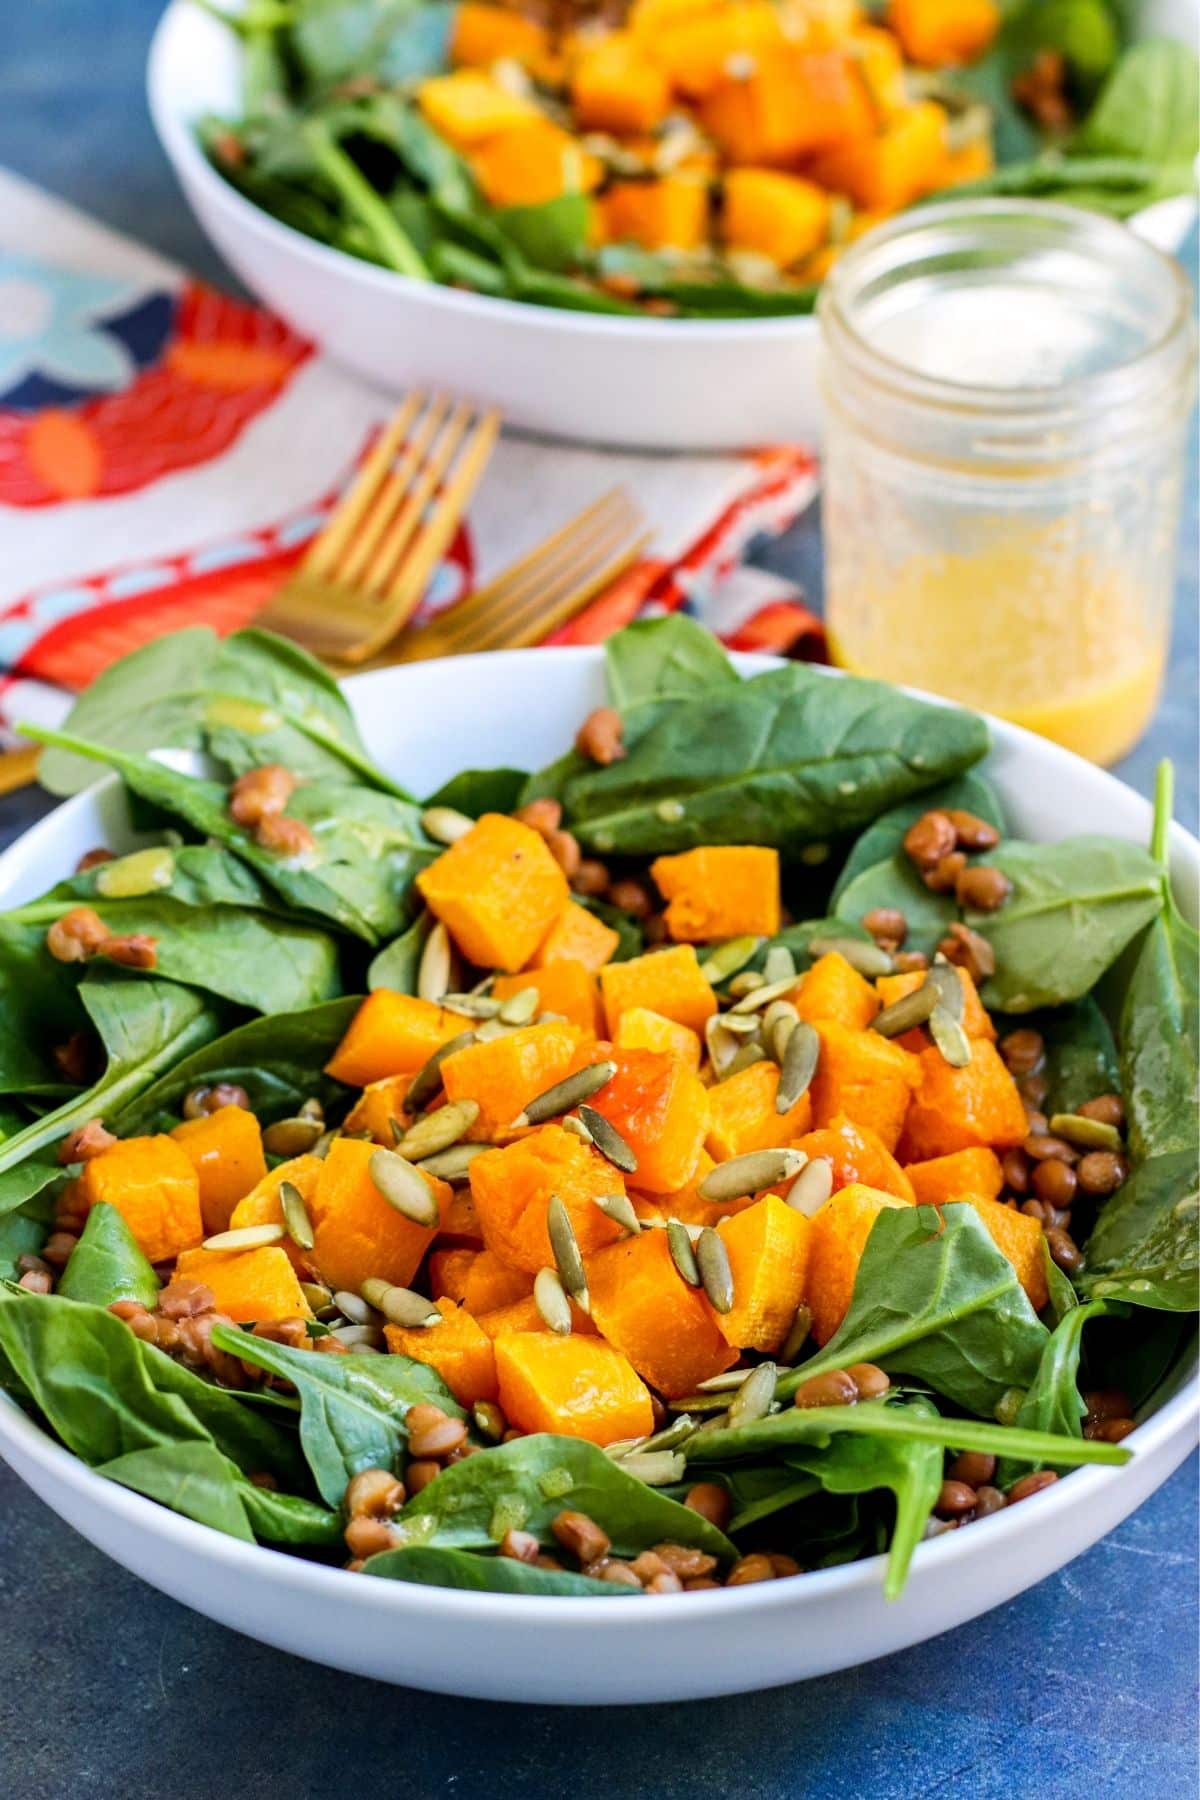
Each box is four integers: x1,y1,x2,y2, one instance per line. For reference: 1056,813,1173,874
0,642,1197,1632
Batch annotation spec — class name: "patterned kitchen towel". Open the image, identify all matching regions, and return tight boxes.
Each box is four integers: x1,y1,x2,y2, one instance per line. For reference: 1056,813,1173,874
0,168,821,744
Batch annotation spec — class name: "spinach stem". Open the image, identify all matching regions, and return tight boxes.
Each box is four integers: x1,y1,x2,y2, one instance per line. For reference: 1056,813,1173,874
301,120,431,282
1151,758,1174,869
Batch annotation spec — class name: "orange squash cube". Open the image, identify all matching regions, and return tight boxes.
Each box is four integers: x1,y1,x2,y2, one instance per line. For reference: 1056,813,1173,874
451,2,549,70
468,1123,626,1273
904,1146,1004,1207
649,845,781,942
586,1228,738,1396
530,900,619,974
810,1021,920,1152
308,1137,450,1296
471,119,603,208
428,1246,476,1305
716,1194,812,1352
630,1150,728,1228
417,70,539,147
704,1060,812,1161
876,966,995,1043
888,0,999,67
643,0,786,98
439,1186,483,1244
385,1300,498,1408
959,1195,1048,1312
343,1073,413,1144
701,48,875,166
585,1049,709,1195
174,1244,313,1324
476,1293,596,1337
851,23,907,115
722,170,830,268
229,1153,325,1271
806,1182,911,1345
326,991,467,1086
416,812,568,972
462,1248,534,1314
602,176,710,251
600,943,716,1037
571,32,671,133
795,951,880,1032
78,1135,203,1266
171,1105,267,1237
899,1040,1028,1161
808,100,948,211
494,960,602,1036
440,1019,581,1140
614,1007,702,1072
794,1114,915,1203
494,1332,654,1445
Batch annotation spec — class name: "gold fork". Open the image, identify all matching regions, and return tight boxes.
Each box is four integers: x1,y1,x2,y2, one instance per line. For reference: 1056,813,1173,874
258,391,500,664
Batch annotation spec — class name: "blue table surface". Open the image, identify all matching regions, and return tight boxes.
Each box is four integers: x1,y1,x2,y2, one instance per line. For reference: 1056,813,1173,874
0,6,1196,1794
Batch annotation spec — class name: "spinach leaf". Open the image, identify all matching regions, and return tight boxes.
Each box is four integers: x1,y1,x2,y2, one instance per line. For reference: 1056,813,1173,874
292,1,451,89
722,1465,822,1533
494,195,591,273
995,1299,1113,1484
423,769,527,818
367,911,432,993
562,667,989,855
915,152,1197,218
1071,37,1200,164
605,614,738,718
395,1434,735,1561
1041,1236,1081,1328
95,1439,342,1546
0,1194,55,1282
1080,1150,1199,1311
776,1205,1049,1417
830,771,1005,908
834,855,956,958
363,1544,637,1596
0,918,89,1095
240,1482,344,1547
142,1345,307,1487
112,996,356,1134
57,1203,159,1309
1030,996,1120,1116
968,837,1163,1012
55,843,276,914
735,917,870,986
212,1323,462,1506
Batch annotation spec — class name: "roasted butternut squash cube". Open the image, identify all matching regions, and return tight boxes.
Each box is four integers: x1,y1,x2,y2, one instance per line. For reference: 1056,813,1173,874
428,1245,477,1305
851,23,907,115
229,1153,325,1271
650,845,781,942
600,943,716,1037
174,1244,313,1324
385,1299,497,1407
940,137,994,187
451,2,549,71
603,175,710,251
325,991,466,1086
808,100,948,212
571,32,671,133
888,0,999,67
704,1060,812,1161
471,119,603,208
530,900,619,974
461,1248,534,1313
494,1332,654,1444
615,1006,702,1072
701,48,875,166
343,1073,413,1144
722,170,830,268
171,1104,267,1236
643,0,786,97
794,1113,915,1203
630,1149,741,1229
79,1135,203,1266
810,1021,920,1152
440,1186,483,1244
468,1123,626,1272
494,959,601,1035
417,70,539,147
899,1040,1028,1161
876,966,995,1043
959,1195,1047,1313
308,1137,450,1296
416,812,568,971
904,1146,1004,1207
795,951,880,1032
717,1194,812,1352
585,1048,709,1194
806,1182,911,1345
477,1293,596,1337
586,1228,738,1396
440,1019,581,1140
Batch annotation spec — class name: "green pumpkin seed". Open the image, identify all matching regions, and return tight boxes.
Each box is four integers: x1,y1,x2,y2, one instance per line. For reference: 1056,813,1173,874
472,1400,507,1441
1048,1112,1124,1152
416,1142,488,1183
361,1277,441,1329
577,1103,638,1173
562,1114,594,1146
726,1361,777,1428
927,957,964,1021
334,1289,378,1326
298,1098,324,1123
94,845,175,899
302,1283,339,1320
721,1042,767,1079
808,936,894,977
714,1010,760,1038
593,1191,642,1236
780,1302,813,1364
608,1415,697,1460
667,1218,700,1285
763,945,796,987
616,1449,686,1486
368,1148,440,1227
498,985,539,1026
475,1016,519,1042
698,935,763,985
313,1129,338,1160
201,1223,285,1251
394,1098,480,1162
700,1146,807,1203
420,806,476,845
930,1005,971,1068
666,1390,741,1414
730,972,801,1015
776,1020,819,1112
406,1029,476,1113
785,1155,833,1217
440,993,502,1019
417,920,454,1003
511,1060,616,1129
872,979,938,1038
547,1195,589,1308
761,998,799,1043
534,1266,573,1335
279,1179,314,1252
696,1226,734,1314
329,1323,386,1349
728,969,767,998
696,1369,756,1393
261,1115,324,1157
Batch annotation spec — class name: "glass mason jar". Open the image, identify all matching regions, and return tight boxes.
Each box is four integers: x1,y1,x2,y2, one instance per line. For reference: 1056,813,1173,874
818,200,1196,765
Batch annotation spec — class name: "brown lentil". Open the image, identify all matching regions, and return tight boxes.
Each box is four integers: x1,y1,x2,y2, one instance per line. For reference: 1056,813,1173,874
575,706,625,765
514,798,562,836
863,908,908,949
1024,1132,1077,1164
972,1485,1008,1517
17,1268,52,1293
228,763,297,826
182,1081,251,1119
1076,1151,1127,1196
76,847,116,872
793,1368,859,1409
158,1277,216,1319
40,1230,79,1269
52,1034,92,1083
1078,1093,1125,1127
935,1480,978,1518
1088,1417,1137,1444
903,811,957,869
955,864,1012,912
1084,1389,1133,1421
1019,1072,1050,1108
999,1029,1045,1074
1002,1149,1031,1196
1008,1470,1059,1504
404,1458,442,1495
945,809,1001,852
726,1553,777,1586
405,1405,468,1460
45,906,109,963
58,1117,116,1164
949,1451,996,1488
345,1468,405,1519
570,857,610,897
893,950,930,974
499,1528,540,1563
343,1515,399,1560
938,921,996,983
607,876,655,919
254,812,316,857
544,827,581,879
1045,1227,1083,1273
847,1362,890,1400
97,931,159,970
923,850,967,894
684,1482,732,1531
552,1510,611,1566
650,1543,718,1581
1032,1158,1078,1208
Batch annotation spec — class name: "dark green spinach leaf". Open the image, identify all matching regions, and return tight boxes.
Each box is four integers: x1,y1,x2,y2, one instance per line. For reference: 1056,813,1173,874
364,1543,637,1595
57,1203,159,1309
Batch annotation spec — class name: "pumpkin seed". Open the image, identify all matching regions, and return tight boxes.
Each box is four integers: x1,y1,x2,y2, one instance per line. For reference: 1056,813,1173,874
368,1148,440,1227
547,1195,589,1308
593,1191,642,1236
333,1289,378,1326
415,1142,488,1183
927,956,964,1021
780,1302,813,1364
713,1010,761,1038
616,1449,686,1486
394,1098,479,1162
776,1020,819,1112
417,921,453,1003
728,969,766,998
201,1223,285,1251
534,1266,573,1335
872,980,937,1038
698,935,763,985
498,985,539,1026
763,945,796,986
298,1098,324,1123
279,1179,314,1251
562,1114,594,1146
420,806,476,845
1049,1112,1124,1152
261,1115,324,1157
704,1013,741,1074
475,1016,519,1042
608,1414,697,1459
440,993,502,1019
808,936,894,977
472,1400,507,1441
666,1390,741,1414
94,845,175,899
700,1146,807,1202
301,1281,338,1319
696,1226,734,1313
929,1005,972,1068
761,998,799,1041
329,1323,386,1349
511,1060,616,1129
731,972,801,1014
406,1028,476,1113
726,1361,777,1428
785,1155,833,1217
361,1277,441,1328
577,1103,637,1173
667,1218,701,1285
721,1042,767,1079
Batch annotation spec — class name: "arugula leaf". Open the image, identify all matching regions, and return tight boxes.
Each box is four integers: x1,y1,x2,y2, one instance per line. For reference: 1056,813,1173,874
364,1544,638,1595
57,1203,160,1309
830,771,1006,908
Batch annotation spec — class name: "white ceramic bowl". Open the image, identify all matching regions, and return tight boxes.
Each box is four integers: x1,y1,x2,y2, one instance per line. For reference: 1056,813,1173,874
146,1,1199,451
0,649,1196,1702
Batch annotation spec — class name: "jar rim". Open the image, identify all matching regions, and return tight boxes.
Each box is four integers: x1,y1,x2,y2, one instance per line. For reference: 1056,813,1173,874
818,198,1196,420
